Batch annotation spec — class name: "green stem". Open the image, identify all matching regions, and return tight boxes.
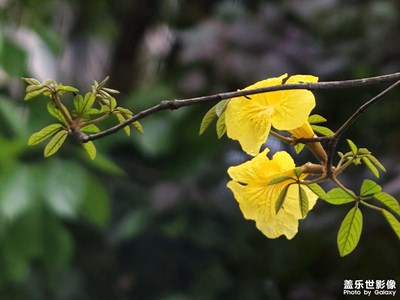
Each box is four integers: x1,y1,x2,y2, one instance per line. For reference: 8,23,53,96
301,175,328,185
80,112,111,128
360,200,383,212
52,92,74,125
331,176,357,199
335,159,354,175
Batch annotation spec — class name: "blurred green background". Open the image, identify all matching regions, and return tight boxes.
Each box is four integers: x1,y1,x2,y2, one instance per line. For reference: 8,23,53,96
0,0,399,299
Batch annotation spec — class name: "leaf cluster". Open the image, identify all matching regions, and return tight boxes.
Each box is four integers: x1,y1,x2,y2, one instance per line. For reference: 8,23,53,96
308,179,400,256
295,114,334,154
337,139,386,178
23,77,143,159
199,99,229,138
268,168,310,219
267,135,400,257
22,76,400,258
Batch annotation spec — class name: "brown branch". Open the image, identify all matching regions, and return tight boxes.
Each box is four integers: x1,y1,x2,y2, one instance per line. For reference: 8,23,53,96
82,72,400,142
326,79,400,177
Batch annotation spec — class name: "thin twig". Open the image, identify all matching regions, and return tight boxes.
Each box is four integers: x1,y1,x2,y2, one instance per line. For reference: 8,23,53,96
83,72,400,142
334,79,400,140
326,79,400,176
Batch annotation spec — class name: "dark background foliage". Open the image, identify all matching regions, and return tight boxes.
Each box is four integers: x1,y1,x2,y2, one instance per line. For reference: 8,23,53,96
0,0,399,299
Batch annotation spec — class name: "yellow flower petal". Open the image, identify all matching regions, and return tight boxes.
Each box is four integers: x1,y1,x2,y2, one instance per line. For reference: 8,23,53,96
290,122,315,138
227,180,299,239
225,74,318,155
282,184,318,219
225,74,287,156
255,213,299,240
270,151,296,173
227,148,318,239
285,75,318,84
224,97,272,156
289,122,328,162
271,89,316,130
227,148,271,183
227,149,294,185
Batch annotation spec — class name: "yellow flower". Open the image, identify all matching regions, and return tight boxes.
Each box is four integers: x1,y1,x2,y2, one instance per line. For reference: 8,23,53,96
290,122,327,162
227,148,318,239
225,74,318,156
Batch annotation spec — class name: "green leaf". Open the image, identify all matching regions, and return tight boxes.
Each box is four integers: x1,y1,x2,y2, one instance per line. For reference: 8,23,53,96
93,80,99,90
338,151,353,160
102,87,120,94
307,183,326,199
80,124,100,134
293,168,302,179
22,77,41,85
115,113,130,136
41,79,55,86
99,104,110,113
28,123,63,145
199,104,217,135
267,175,293,185
337,207,363,256
109,96,117,110
82,141,96,160
44,130,68,157
374,192,400,216
361,157,379,178
216,111,226,139
298,185,309,218
47,102,69,126
294,143,305,154
275,184,290,215
382,210,400,239
57,84,79,93
81,92,96,114
353,157,362,166
73,94,84,113
347,139,358,155
24,87,48,101
308,114,327,124
358,147,370,155
323,188,355,205
133,121,144,134
98,76,109,87
116,107,134,118
367,154,386,172
311,125,334,136
99,90,112,100
85,108,102,116
215,99,229,117
26,84,44,93
360,179,382,196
